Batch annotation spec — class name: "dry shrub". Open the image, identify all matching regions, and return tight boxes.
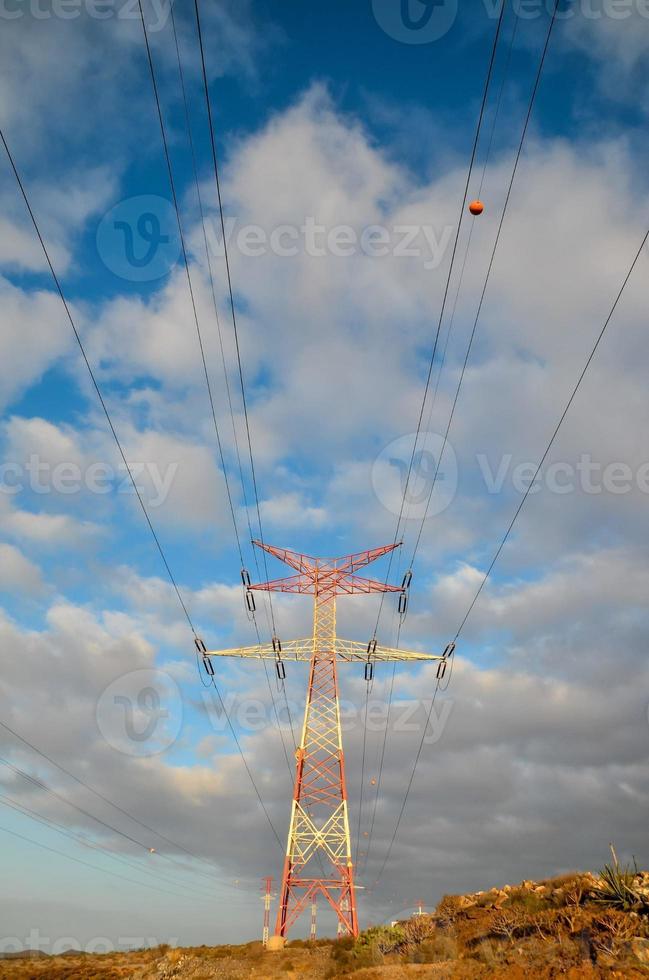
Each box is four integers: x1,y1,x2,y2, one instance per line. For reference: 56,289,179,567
490,907,528,943
402,914,436,948
529,909,563,943
436,894,464,927
591,909,638,955
164,948,184,964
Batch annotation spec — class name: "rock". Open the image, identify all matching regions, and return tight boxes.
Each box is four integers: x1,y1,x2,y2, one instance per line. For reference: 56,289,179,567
503,884,512,893
457,895,477,909
521,880,535,891
631,938,649,965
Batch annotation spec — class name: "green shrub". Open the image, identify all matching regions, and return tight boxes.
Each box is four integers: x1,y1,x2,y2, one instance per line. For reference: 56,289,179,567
355,924,405,955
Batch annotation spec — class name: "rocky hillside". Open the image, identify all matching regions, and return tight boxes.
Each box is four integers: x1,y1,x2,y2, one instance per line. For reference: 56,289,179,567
2,866,648,978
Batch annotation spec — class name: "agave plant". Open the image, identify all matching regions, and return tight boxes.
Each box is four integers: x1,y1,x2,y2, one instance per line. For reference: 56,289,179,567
596,861,647,912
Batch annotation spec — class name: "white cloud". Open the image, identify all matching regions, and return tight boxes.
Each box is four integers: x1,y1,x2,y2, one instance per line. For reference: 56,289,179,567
0,279,71,411
257,492,327,530
0,543,44,596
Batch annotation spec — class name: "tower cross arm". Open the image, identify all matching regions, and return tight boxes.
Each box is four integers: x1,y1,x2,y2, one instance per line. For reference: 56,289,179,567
204,638,314,662
337,574,403,595
204,637,443,664
250,574,315,594
334,638,443,664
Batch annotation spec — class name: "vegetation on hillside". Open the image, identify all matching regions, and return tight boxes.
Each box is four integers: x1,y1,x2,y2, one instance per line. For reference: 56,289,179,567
2,866,649,978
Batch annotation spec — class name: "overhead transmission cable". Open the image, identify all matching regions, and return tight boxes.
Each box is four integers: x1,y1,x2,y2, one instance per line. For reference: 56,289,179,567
370,45,647,903
135,0,243,570
0,122,282,854
453,225,649,639
368,0,562,888
167,2,297,776
0,131,194,635
407,0,560,572
191,0,281,641
0,821,210,902
359,547,402,878
0,790,239,903
357,0,511,875
371,220,648,891
0,718,241,885
371,0,510,640
400,6,521,537
0,755,243,898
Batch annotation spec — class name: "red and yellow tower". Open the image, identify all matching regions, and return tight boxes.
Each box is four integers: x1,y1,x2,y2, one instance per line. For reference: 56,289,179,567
206,542,442,939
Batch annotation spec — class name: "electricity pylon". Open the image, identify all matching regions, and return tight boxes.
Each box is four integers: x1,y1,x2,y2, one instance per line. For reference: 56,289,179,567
261,876,274,947
204,541,443,940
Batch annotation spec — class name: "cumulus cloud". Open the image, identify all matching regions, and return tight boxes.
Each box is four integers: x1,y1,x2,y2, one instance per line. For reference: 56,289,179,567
0,280,71,411
0,543,45,596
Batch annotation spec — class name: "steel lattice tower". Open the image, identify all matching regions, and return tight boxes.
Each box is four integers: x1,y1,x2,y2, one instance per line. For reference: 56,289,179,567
205,541,443,939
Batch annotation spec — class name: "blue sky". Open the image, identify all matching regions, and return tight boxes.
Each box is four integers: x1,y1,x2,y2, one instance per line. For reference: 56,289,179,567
1,0,649,949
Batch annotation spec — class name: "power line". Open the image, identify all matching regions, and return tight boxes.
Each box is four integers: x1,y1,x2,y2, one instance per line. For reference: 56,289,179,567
371,206,648,899
360,0,511,877
372,0,510,640
0,754,151,851
0,718,245,889
369,0,563,888
359,557,402,879
136,0,243,569
454,225,649,640
369,677,444,891
0,119,282,853
0,820,223,903
408,0,560,569
354,680,371,866
399,4,520,537
167,2,297,778
359,660,396,879
0,791,237,903
0,127,196,636
406,1,520,520
0,754,241,898
192,0,280,641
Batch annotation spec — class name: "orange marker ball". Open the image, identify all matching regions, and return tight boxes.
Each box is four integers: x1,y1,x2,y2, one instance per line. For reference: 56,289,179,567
469,200,484,216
